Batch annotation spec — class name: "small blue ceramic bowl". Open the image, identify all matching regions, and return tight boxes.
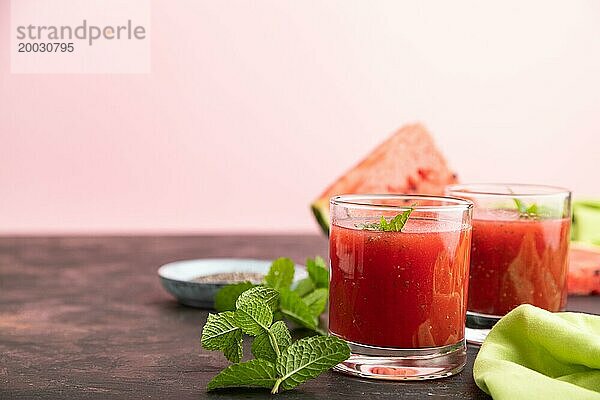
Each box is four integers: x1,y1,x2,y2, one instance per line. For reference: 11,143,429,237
158,258,307,308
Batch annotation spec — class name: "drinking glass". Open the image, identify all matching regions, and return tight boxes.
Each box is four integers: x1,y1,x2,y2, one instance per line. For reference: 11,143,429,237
329,194,473,380
445,184,571,344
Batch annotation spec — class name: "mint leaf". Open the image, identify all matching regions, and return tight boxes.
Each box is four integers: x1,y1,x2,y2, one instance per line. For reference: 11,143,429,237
201,312,243,363
356,208,413,232
271,336,351,393
302,288,328,316
279,288,317,330
306,256,329,289
526,203,538,215
293,277,315,297
513,198,528,214
207,359,277,391
235,293,274,336
387,209,413,231
513,199,560,219
514,198,539,219
264,257,295,290
238,286,279,311
251,320,292,362
379,215,389,230
214,281,256,312
355,217,387,231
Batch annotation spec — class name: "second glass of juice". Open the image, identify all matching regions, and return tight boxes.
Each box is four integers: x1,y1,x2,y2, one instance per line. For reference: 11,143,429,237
445,184,571,342
329,194,473,380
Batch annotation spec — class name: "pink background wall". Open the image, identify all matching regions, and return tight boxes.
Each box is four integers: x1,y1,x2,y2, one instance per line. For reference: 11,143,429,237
1,1,599,234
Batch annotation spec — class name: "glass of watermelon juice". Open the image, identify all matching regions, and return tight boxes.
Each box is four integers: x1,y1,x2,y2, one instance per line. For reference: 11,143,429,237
329,194,473,380
445,184,571,343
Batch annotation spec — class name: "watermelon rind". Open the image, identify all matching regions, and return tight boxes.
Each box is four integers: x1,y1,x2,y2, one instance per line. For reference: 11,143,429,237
311,199,330,236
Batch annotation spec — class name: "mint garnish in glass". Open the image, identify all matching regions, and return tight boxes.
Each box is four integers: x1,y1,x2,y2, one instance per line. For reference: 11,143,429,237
513,198,560,219
357,207,413,231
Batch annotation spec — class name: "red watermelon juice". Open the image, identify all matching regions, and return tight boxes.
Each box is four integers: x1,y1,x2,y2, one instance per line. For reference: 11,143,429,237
468,210,570,316
329,218,471,349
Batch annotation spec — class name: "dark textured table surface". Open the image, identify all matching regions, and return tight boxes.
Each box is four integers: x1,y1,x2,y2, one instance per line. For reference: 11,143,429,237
0,235,598,399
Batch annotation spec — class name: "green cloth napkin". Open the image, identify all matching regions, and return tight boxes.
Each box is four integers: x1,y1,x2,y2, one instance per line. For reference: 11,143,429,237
473,304,600,400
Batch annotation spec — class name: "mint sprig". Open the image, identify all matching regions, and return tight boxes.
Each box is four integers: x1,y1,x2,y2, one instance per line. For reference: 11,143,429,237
513,198,560,219
214,257,330,333
202,285,350,393
513,198,536,217
357,208,413,232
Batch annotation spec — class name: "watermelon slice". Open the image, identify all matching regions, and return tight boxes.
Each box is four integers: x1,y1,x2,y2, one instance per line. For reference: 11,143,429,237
311,124,458,234
568,242,600,295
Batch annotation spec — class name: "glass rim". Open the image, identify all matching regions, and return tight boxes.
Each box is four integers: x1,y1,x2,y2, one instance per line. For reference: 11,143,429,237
446,183,571,198
330,194,473,212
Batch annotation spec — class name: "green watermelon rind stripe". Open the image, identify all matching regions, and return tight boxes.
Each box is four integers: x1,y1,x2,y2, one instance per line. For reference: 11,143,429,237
311,203,330,236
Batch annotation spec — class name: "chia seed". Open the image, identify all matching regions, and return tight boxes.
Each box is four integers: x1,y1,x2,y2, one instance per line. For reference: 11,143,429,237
192,272,265,284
